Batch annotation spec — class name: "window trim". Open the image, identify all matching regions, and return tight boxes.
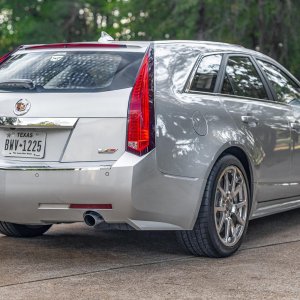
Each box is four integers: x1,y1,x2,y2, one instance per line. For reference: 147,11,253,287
184,51,278,104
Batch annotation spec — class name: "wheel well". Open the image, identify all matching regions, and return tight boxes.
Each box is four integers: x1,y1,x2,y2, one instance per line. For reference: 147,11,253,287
222,146,253,198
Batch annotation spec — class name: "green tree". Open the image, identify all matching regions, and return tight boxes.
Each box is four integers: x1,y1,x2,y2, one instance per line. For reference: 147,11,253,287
0,0,119,50
0,0,299,77
116,0,300,77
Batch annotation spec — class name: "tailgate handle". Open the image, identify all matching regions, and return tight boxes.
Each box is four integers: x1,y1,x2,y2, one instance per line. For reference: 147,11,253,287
0,117,78,129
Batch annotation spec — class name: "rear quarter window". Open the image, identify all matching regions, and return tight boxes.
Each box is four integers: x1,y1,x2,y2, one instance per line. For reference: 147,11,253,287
189,54,222,93
0,51,143,92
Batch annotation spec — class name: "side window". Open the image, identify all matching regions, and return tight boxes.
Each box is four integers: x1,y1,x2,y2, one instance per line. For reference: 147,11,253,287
257,60,300,104
221,56,268,100
190,54,222,93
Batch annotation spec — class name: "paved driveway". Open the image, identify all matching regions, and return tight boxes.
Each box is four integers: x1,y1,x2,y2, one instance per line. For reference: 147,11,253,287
0,209,299,299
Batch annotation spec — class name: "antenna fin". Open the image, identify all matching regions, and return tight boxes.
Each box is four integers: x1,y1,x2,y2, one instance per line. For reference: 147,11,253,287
98,31,114,42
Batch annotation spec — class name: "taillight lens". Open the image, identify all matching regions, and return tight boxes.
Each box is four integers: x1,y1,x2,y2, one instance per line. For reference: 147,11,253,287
126,47,155,156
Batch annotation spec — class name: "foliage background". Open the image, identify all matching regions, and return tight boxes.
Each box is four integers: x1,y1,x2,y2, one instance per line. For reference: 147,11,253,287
0,0,299,77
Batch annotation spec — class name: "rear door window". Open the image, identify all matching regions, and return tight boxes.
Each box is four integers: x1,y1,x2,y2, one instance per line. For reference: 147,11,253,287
190,54,222,93
257,60,300,104
0,51,143,92
221,56,268,100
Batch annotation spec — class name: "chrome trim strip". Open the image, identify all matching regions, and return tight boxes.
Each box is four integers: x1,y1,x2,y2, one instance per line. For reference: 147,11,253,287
98,148,118,154
252,199,300,219
0,117,78,129
256,199,300,211
0,165,111,171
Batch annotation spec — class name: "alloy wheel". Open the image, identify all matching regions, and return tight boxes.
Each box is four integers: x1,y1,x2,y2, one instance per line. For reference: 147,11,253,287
214,165,248,247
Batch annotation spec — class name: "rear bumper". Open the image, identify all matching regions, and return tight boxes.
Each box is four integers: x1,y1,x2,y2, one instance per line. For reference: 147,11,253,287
0,151,203,230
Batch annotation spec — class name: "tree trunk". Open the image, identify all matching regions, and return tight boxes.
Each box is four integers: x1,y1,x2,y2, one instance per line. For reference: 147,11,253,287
196,0,205,40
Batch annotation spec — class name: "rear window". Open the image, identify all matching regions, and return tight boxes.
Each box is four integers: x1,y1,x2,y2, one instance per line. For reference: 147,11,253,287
0,51,143,92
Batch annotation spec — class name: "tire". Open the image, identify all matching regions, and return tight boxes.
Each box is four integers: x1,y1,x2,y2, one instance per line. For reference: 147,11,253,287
0,222,52,237
177,154,251,258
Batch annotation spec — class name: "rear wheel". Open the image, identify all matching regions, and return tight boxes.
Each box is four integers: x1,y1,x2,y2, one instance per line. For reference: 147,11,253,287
0,222,52,237
177,155,250,257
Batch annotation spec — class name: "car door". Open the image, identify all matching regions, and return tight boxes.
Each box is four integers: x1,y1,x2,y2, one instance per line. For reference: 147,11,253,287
219,55,294,202
257,59,300,197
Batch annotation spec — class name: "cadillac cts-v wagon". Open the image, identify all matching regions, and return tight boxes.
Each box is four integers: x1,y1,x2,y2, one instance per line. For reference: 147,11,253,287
0,40,299,257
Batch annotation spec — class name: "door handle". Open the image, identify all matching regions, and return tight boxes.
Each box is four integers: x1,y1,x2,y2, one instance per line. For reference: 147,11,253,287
241,115,259,126
291,121,300,131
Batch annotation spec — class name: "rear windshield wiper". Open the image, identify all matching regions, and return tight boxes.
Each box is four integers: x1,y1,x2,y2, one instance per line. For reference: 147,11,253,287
0,79,36,90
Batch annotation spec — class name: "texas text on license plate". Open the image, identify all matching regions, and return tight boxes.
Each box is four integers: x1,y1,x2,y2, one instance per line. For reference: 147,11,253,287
2,130,46,158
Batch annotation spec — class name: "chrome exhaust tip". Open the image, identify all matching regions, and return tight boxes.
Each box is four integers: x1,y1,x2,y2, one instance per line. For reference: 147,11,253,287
83,211,104,227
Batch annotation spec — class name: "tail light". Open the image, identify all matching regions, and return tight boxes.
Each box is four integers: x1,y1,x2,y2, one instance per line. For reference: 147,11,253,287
0,52,12,64
0,46,23,65
25,43,126,50
126,46,155,156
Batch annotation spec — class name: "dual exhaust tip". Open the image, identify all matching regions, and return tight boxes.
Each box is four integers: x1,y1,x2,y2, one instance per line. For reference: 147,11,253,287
83,211,104,227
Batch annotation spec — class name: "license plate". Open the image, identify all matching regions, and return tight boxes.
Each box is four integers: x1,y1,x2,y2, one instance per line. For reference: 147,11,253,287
2,130,46,158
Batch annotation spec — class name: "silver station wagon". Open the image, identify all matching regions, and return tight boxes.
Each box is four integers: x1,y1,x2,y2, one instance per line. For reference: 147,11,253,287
0,39,299,257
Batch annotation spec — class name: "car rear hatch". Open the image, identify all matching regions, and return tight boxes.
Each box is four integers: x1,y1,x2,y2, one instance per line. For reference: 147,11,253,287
0,43,148,163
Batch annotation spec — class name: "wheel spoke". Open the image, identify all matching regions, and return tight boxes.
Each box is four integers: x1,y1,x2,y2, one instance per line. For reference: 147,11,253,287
224,172,230,192
217,184,227,198
225,217,231,242
235,212,246,226
230,218,236,240
236,200,247,210
231,168,237,193
214,206,226,213
217,213,226,233
233,181,243,197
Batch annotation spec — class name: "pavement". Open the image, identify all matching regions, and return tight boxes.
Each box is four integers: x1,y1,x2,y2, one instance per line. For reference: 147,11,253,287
0,209,299,300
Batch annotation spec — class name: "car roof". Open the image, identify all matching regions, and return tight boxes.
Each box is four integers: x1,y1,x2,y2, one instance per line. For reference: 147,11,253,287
110,40,276,63
153,40,275,61
19,40,276,64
